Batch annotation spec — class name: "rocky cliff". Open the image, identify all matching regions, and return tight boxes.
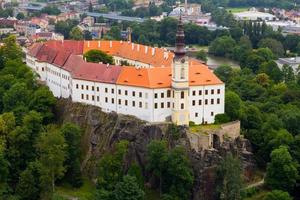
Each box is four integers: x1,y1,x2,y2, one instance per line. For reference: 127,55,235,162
55,99,255,200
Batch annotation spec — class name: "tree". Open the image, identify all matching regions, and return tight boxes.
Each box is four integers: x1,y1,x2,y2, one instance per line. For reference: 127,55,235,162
196,50,208,63
214,64,234,83
265,146,298,191
61,123,83,187
107,26,121,40
113,175,145,200
84,49,114,64
259,61,283,83
41,6,61,15
16,162,41,200
29,86,56,123
16,12,25,20
258,38,284,58
282,64,295,83
0,35,23,64
3,83,30,112
225,91,241,120
97,141,129,191
242,52,265,73
216,153,243,200
209,36,236,57
69,27,83,40
146,140,168,195
265,190,293,200
36,126,67,196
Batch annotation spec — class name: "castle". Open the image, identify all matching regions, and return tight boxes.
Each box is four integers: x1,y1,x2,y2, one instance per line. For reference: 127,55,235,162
26,19,224,125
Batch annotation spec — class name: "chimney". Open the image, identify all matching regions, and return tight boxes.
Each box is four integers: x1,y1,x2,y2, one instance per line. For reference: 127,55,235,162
145,46,148,54
152,47,155,56
109,41,112,48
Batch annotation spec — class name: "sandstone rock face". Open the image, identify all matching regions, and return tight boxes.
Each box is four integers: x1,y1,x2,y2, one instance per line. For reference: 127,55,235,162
55,99,255,200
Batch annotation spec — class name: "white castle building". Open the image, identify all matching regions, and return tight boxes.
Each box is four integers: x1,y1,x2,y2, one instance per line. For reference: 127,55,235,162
26,20,225,125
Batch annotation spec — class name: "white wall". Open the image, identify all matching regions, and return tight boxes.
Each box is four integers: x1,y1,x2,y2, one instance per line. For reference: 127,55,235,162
189,84,225,124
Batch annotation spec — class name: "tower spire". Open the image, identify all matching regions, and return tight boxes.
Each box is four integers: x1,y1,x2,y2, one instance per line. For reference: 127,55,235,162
175,13,185,57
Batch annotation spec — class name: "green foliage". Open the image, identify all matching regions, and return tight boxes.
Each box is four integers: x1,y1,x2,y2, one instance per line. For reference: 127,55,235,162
36,126,67,195
209,36,236,57
216,153,243,200
265,146,298,191
83,49,114,65
196,50,208,63
214,113,230,124
69,27,83,40
264,190,293,200
225,90,241,120
16,12,25,20
258,38,285,58
61,123,83,188
41,6,61,15
54,20,79,39
146,140,194,200
112,175,145,200
97,140,129,191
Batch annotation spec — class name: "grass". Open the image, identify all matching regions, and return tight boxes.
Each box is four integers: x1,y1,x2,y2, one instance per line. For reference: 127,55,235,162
189,124,221,134
226,7,250,13
55,178,96,200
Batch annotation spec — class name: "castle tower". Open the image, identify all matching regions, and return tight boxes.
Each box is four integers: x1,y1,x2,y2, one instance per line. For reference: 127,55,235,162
171,16,189,126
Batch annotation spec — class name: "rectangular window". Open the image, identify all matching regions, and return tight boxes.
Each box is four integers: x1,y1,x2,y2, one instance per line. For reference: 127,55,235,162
86,85,89,90
161,93,164,98
105,88,108,93
161,102,164,108
192,91,196,96
199,100,202,105
132,101,135,107
139,102,142,108
97,96,99,102
217,89,220,94
97,87,99,92
205,90,208,95
211,89,214,95
217,98,220,104
125,100,128,106
199,90,202,95
167,102,170,108
118,89,121,95
211,112,214,116
111,89,114,94
76,84,79,89
111,98,114,104
181,92,184,99
192,100,195,106
181,103,184,109
211,99,214,104
105,97,108,103
118,99,121,105
86,94,89,100
205,99,208,105
154,103,158,109
154,93,158,98
195,113,198,117
92,95,95,101
167,90,171,97
132,91,135,96
81,85,84,90
81,94,84,99
125,90,128,95
92,86,95,91
139,92,142,98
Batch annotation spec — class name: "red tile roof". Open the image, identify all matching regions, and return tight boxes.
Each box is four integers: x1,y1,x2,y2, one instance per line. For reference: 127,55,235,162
28,43,43,57
29,40,223,88
64,55,122,84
